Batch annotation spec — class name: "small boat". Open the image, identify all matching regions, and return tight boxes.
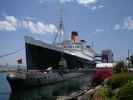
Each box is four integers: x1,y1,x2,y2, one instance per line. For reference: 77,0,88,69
7,69,88,91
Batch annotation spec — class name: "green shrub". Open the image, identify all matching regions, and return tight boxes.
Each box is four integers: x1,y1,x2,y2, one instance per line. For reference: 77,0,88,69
97,87,110,98
107,73,133,89
113,61,128,73
117,81,133,100
93,86,117,100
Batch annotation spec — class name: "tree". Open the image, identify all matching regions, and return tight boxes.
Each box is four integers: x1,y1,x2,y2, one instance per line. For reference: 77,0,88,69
128,55,133,68
113,61,127,73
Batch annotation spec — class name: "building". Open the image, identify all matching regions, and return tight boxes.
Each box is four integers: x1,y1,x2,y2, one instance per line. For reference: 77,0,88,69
96,63,116,68
102,50,114,63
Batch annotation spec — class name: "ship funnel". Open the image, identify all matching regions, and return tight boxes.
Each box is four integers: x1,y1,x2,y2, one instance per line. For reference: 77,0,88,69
71,31,78,43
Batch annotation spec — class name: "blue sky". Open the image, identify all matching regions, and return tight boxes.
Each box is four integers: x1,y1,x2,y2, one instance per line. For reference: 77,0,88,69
0,0,133,65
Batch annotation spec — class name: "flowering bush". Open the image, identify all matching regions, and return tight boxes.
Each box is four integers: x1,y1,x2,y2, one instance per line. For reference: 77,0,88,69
91,68,112,86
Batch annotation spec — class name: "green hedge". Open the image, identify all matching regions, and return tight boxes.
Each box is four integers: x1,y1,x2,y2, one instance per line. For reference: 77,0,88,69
92,86,117,100
117,81,133,100
107,73,133,89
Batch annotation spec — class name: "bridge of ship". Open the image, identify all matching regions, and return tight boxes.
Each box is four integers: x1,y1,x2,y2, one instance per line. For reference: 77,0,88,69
58,41,93,52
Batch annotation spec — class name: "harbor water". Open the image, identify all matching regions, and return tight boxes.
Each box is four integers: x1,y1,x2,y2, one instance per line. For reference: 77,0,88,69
0,71,93,100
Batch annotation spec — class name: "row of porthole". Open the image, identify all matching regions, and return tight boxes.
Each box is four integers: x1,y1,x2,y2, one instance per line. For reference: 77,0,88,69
64,45,81,48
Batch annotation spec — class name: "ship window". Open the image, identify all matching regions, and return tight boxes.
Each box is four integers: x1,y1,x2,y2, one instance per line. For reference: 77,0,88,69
68,45,72,48
76,45,79,48
73,46,75,48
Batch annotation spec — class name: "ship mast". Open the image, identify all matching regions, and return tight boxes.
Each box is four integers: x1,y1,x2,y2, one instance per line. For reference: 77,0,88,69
53,1,66,45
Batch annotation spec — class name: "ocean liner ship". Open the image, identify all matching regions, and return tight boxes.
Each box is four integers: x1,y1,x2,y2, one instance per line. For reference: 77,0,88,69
7,31,96,91
25,31,96,70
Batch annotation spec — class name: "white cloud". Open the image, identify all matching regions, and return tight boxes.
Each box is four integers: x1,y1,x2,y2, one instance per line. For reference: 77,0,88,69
0,16,17,32
77,0,96,6
123,16,133,30
39,0,97,6
60,0,97,5
113,16,133,31
91,5,104,11
39,0,45,4
99,5,104,8
91,6,97,10
60,0,74,3
21,20,58,34
113,24,121,30
0,15,58,34
95,29,104,32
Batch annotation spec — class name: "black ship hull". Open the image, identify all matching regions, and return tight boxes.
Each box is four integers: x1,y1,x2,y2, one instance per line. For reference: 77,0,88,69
25,43,95,70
